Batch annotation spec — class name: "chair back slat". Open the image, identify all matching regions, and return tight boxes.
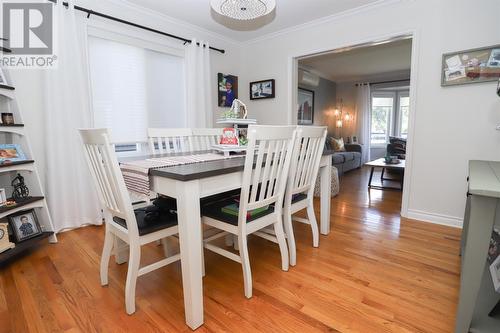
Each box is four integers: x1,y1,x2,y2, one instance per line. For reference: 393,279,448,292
288,126,327,198
79,128,138,235
240,126,296,228
191,128,222,151
147,128,192,155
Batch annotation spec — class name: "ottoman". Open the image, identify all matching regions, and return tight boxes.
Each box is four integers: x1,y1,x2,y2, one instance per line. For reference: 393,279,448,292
314,166,340,197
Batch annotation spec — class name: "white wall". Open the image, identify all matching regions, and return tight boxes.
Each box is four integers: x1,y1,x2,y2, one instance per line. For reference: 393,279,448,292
239,0,500,227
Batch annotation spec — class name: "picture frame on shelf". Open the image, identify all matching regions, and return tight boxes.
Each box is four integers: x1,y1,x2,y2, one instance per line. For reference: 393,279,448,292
8,209,43,243
297,88,314,125
250,79,275,100
0,144,26,163
441,44,500,86
218,73,238,107
352,136,358,143
0,222,15,254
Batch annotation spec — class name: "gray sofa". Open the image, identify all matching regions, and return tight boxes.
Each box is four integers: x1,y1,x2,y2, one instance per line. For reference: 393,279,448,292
325,139,363,176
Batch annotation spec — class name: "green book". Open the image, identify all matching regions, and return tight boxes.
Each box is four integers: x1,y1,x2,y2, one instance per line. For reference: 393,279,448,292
221,203,269,219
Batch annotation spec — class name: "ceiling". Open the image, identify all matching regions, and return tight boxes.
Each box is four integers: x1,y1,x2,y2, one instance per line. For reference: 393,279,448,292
299,39,412,82
123,0,382,42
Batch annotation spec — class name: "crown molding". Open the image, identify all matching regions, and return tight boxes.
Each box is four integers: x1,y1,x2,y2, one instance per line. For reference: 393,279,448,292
244,0,404,45
104,0,243,46
97,0,405,49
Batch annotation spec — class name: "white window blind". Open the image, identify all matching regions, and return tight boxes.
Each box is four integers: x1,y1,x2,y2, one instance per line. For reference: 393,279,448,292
88,36,186,144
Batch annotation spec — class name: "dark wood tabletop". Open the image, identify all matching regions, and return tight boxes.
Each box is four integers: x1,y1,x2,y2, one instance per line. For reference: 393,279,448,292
121,149,335,182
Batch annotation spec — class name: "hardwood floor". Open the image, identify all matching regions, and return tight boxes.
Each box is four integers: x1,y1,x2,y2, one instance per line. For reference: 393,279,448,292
0,167,461,333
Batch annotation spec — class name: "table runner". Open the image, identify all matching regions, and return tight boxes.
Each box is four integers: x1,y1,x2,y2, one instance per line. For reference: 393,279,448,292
120,153,241,198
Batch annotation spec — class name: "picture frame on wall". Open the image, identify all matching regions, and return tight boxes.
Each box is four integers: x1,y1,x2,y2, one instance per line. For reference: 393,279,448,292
297,88,314,125
250,79,275,100
8,209,43,242
441,44,500,86
218,73,238,107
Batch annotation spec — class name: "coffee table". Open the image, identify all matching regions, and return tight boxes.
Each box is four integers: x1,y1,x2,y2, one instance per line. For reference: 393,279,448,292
365,158,405,190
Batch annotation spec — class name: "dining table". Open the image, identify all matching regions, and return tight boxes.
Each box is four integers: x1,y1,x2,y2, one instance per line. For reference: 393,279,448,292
115,149,334,330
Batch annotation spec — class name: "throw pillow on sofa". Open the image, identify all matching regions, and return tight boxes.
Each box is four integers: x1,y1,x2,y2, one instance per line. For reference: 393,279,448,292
331,137,345,152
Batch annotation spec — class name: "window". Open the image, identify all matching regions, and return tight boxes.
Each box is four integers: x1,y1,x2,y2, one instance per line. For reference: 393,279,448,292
88,36,185,152
370,89,409,145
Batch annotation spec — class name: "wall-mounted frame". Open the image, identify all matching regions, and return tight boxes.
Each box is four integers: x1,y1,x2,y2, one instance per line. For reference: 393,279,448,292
441,44,500,86
297,88,314,125
250,79,275,100
218,73,238,107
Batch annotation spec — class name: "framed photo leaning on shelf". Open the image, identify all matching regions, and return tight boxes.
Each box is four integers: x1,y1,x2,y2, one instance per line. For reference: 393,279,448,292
0,144,26,163
8,209,42,242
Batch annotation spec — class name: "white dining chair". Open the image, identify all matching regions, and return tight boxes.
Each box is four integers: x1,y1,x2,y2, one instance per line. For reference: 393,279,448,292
79,128,180,315
283,126,327,266
201,125,296,298
190,128,222,151
148,128,193,154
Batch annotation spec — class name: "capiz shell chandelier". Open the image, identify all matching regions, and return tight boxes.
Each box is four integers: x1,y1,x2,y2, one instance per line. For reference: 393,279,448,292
210,0,276,20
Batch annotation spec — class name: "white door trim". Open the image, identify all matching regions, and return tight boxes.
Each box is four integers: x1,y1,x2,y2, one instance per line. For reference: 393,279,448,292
287,28,420,219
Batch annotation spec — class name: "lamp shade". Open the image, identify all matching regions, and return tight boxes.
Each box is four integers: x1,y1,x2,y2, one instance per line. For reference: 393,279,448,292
210,0,276,20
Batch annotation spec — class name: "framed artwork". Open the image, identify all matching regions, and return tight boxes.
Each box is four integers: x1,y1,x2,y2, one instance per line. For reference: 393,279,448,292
218,73,238,107
0,144,26,163
441,44,500,86
250,79,275,100
352,136,358,143
8,209,43,242
297,88,314,125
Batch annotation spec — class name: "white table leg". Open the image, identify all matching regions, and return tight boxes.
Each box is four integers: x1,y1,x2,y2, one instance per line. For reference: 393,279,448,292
320,156,332,235
176,180,204,330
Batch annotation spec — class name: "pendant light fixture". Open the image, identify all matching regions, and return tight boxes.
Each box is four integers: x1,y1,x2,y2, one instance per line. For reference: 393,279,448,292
210,0,276,21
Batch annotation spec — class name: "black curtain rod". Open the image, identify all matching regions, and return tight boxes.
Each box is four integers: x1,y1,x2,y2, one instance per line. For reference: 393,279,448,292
355,79,409,86
47,0,225,54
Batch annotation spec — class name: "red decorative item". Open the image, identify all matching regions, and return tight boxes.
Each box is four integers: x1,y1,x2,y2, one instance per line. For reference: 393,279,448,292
220,128,239,146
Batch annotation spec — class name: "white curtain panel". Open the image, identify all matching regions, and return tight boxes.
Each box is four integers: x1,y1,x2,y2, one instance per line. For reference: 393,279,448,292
185,39,213,127
355,84,371,163
43,1,101,231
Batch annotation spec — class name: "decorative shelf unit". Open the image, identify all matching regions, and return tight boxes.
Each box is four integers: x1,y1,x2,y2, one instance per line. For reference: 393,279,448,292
0,67,57,263
216,118,257,126
0,232,53,265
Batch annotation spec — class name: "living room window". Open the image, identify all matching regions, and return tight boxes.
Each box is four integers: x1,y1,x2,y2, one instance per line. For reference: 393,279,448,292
370,89,409,146
88,35,186,153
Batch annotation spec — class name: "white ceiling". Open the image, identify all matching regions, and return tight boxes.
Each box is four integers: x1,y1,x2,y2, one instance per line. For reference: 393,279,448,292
299,39,412,82
122,0,382,42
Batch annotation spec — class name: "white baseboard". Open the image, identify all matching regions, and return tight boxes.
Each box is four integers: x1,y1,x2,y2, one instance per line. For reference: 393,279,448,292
405,209,463,228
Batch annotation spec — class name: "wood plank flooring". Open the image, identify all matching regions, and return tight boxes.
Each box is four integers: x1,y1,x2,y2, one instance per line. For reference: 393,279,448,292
0,167,462,332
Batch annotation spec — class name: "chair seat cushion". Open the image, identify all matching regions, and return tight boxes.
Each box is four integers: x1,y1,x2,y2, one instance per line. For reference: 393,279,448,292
202,196,275,226
291,193,307,203
113,204,178,236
